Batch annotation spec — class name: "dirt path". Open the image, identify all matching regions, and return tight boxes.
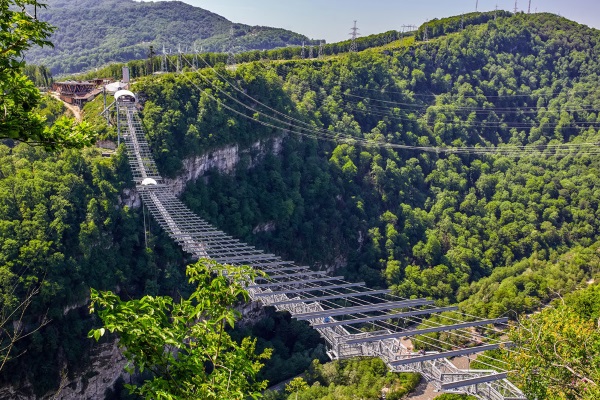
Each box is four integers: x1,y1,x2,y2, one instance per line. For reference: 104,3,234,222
265,374,304,394
405,380,438,400
49,92,82,122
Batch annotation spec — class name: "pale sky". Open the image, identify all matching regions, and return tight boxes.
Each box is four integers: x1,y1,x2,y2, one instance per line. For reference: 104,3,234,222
167,0,600,42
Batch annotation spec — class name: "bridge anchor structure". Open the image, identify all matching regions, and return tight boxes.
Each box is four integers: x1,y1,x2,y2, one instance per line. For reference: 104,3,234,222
114,92,526,400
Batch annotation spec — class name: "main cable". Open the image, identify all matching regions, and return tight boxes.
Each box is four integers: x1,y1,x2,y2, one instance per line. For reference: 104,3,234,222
177,57,600,156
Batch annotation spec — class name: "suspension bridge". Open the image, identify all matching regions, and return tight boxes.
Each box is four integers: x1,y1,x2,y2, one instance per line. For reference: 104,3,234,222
114,90,526,400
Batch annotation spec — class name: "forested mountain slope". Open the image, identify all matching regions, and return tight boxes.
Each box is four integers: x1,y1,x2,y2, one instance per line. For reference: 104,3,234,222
5,10,600,398
0,97,189,395
26,0,310,74
134,12,600,321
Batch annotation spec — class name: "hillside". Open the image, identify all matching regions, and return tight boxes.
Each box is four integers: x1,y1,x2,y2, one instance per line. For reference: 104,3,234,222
134,11,600,320
4,9,600,399
26,0,311,74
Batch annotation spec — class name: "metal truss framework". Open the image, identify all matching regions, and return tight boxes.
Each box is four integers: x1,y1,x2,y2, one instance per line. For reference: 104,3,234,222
117,103,526,400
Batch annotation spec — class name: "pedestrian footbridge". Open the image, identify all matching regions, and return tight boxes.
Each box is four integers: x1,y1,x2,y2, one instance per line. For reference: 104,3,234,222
115,93,526,400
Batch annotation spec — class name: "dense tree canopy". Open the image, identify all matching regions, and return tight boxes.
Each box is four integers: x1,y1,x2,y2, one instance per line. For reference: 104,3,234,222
4,9,600,399
263,358,420,400
507,284,600,399
0,0,93,149
132,12,600,323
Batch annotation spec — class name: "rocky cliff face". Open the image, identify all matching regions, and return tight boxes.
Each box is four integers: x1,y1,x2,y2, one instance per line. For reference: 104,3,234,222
0,340,128,400
120,135,284,207
51,341,129,400
165,136,284,196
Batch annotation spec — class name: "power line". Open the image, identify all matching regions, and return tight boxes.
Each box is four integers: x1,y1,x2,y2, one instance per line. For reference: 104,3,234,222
227,26,236,66
337,89,600,114
346,83,600,99
180,51,600,135
152,59,564,381
177,44,182,73
178,56,600,157
161,45,167,73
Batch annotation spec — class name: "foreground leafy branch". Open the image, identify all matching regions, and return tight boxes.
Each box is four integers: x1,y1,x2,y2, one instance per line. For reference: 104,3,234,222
507,287,600,400
89,259,271,400
0,1,94,149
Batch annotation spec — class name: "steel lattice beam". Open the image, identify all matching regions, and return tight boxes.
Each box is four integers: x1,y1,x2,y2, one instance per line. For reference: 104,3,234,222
312,306,459,329
248,276,345,289
295,299,434,320
389,343,511,366
270,289,392,306
252,282,366,297
441,373,508,390
345,318,509,344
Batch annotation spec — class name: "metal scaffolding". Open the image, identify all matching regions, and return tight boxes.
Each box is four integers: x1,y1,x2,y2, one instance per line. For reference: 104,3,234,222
117,102,526,400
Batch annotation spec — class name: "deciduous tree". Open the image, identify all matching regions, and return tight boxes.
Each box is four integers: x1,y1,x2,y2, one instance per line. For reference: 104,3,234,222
89,259,272,399
0,0,93,149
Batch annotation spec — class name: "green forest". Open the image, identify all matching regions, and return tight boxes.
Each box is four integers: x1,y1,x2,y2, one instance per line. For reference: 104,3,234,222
265,358,421,400
134,12,600,321
0,112,188,394
26,0,311,75
3,5,600,400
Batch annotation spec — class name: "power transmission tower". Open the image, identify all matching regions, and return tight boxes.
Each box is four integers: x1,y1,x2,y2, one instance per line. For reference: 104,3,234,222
495,4,498,19
528,0,532,13
309,44,314,59
148,45,156,74
227,26,236,66
461,15,465,30
318,41,324,58
349,20,359,52
193,44,199,69
514,0,518,13
161,45,167,73
476,0,479,12
301,41,305,59
400,25,409,41
177,43,182,73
